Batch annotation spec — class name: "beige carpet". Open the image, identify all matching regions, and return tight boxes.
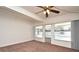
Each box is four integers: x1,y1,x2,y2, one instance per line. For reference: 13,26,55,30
0,40,78,52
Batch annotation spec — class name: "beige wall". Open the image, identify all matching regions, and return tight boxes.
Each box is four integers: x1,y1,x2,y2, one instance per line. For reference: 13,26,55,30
0,7,34,47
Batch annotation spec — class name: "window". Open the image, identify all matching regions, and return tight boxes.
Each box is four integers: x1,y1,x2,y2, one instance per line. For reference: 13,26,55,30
54,22,71,41
35,26,43,38
45,25,52,39
34,22,71,41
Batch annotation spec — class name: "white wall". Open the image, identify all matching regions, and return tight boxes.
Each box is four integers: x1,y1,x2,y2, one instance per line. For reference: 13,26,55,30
0,7,34,47
51,40,71,48
46,13,79,24
34,13,79,25
6,6,44,21
35,38,45,42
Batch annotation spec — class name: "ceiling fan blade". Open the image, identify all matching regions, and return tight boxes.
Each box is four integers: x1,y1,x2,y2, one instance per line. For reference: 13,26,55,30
35,10,44,14
50,9,60,13
37,6,45,9
46,12,48,17
48,6,54,8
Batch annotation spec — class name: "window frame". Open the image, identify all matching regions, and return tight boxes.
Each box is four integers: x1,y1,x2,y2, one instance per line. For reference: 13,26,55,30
34,22,71,42
45,24,52,39
34,25,43,38
54,22,71,42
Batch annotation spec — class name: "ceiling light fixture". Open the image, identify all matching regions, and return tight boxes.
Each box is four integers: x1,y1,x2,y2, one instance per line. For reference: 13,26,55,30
46,9,50,14
43,9,50,14
36,6,60,18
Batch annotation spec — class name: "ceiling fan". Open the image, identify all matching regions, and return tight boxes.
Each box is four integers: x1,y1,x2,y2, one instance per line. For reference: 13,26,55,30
36,6,60,18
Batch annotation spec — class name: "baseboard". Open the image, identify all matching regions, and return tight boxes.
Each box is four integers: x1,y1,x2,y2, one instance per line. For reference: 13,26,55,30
0,40,34,47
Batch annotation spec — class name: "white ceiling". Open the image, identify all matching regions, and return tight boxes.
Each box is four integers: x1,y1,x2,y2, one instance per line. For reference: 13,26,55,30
21,6,79,19
0,6,40,23
2,6,79,24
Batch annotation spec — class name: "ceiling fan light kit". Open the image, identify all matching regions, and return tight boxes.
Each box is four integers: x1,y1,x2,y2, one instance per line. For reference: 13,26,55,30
36,6,60,18
43,9,50,14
